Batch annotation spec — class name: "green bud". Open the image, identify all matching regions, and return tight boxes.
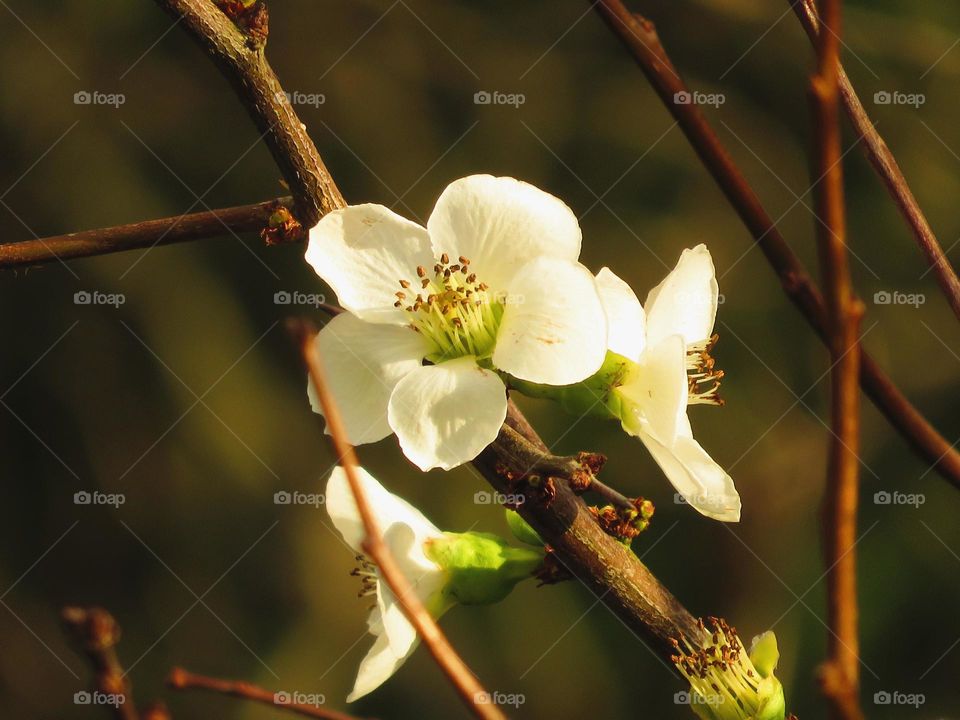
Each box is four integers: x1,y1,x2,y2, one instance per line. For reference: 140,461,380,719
505,509,544,547
748,632,779,678
424,531,544,606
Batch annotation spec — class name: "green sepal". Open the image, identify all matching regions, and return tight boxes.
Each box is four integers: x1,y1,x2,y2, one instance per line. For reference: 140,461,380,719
505,509,544,547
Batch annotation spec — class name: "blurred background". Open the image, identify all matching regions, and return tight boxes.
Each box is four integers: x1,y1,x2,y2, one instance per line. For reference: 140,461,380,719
1,0,958,717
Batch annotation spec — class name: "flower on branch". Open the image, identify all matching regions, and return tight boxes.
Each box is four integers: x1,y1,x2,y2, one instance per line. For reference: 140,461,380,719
326,465,543,701
306,174,607,471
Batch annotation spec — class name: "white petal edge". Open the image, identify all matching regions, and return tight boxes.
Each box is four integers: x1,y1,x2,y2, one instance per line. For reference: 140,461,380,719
306,204,435,323
638,417,741,522
596,266,646,361
347,632,417,702
426,175,582,292
616,335,688,448
325,466,443,553
644,244,719,347
492,257,607,385
387,357,508,471
308,313,430,445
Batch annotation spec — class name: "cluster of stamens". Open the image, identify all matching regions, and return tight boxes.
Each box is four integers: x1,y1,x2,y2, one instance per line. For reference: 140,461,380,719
671,617,760,718
687,334,725,406
350,554,378,599
394,254,503,362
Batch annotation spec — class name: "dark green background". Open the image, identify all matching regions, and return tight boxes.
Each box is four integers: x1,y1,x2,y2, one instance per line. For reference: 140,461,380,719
0,1,958,717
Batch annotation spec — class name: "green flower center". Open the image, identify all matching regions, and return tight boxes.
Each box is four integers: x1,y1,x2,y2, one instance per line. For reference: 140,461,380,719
395,254,504,363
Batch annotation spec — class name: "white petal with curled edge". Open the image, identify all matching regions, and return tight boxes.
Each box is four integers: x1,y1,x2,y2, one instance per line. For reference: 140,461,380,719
308,313,430,445
644,244,719,346
387,357,508,471
306,204,435,323
638,417,741,522
492,257,607,385
347,631,416,702
324,466,443,554
616,335,688,448
596,266,646,361
426,175,582,292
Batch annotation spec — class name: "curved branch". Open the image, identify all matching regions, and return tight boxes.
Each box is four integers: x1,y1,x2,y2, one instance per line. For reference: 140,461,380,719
791,0,960,324
591,0,960,489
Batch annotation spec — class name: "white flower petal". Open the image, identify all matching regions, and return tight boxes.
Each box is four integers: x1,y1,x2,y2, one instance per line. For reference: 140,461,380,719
306,204,434,323
638,417,741,522
426,175,582,291
387,358,507,471
492,257,607,385
644,244,719,346
616,335,688,447
596,267,646,361
308,313,430,445
347,632,415,702
325,466,443,553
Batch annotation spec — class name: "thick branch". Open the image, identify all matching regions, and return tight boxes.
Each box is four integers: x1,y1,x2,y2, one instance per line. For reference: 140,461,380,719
591,0,960,489
296,320,505,720
791,0,960,323
151,0,344,225
0,197,292,267
810,1,864,716
168,667,364,720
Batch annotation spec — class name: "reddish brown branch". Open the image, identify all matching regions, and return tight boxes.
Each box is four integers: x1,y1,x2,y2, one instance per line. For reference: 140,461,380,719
0,197,293,268
590,0,960,489
810,1,864,717
167,667,363,720
791,0,960,323
294,319,506,720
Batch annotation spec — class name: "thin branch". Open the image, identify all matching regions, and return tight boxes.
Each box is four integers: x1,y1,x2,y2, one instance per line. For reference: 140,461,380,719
590,0,960,489
0,197,292,268
294,319,506,720
167,667,365,720
61,607,141,720
810,0,864,716
791,0,960,323
151,0,344,225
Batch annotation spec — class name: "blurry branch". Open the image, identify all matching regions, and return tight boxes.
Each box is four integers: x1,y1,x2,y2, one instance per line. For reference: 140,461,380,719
167,667,364,720
809,1,865,717
0,197,293,268
590,0,960,489
792,0,960,323
61,606,158,720
293,319,507,720
151,0,344,226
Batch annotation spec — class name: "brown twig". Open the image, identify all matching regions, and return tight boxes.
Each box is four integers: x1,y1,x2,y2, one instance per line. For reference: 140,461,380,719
61,607,141,720
809,1,864,717
294,318,506,720
167,667,363,720
590,0,960,489
0,197,293,268
791,0,960,323
151,0,344,225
